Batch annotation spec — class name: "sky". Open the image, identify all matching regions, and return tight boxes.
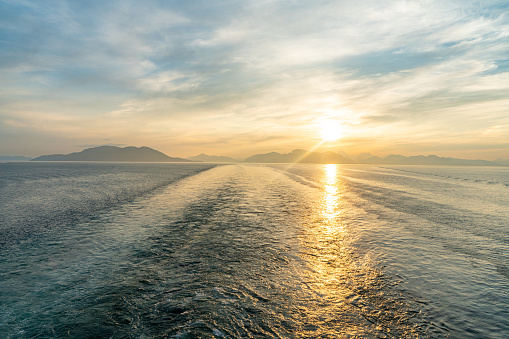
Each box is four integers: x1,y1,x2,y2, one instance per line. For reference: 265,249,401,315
1,0,509,160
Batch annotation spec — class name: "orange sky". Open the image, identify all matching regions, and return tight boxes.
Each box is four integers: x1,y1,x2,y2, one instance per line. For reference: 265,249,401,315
1,1,509,160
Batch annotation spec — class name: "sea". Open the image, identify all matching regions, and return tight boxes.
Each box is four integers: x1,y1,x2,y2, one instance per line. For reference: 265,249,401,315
0,162,508,338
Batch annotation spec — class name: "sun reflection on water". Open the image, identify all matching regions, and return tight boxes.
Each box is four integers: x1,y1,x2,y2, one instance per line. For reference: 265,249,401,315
296,164,361,336
294,164,424,337
323,164,341,222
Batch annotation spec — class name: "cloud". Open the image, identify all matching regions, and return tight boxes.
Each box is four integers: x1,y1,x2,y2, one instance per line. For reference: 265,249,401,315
1,0,509,158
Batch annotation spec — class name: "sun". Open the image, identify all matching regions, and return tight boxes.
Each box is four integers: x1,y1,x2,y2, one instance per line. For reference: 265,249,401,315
319,120,343,141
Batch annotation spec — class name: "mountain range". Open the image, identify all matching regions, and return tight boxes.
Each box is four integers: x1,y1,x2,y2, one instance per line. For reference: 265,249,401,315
31,146,194,162
243,149,504,166
13,146,509,166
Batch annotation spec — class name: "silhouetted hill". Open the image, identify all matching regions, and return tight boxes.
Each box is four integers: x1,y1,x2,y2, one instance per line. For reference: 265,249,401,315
188,154,240,162
31,146,195,162
244,149,352,164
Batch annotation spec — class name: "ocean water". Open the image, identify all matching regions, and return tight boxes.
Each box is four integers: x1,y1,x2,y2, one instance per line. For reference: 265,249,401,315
0,162,508,338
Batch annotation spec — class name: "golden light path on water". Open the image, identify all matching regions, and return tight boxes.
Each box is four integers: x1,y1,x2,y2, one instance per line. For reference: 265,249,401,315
293,164,421,338
296,164,363,337
323,164,342,222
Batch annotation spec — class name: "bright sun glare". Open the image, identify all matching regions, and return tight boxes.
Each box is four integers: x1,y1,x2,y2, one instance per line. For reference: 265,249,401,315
320,120,343,141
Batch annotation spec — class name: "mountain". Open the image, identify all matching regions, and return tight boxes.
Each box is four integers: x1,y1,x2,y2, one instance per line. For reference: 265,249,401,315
244,149,352,164
188,154,240,162
31,146,195,162
0,156,32,162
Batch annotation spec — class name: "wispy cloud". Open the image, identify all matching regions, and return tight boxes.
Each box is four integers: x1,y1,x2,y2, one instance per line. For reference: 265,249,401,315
1,0,508,158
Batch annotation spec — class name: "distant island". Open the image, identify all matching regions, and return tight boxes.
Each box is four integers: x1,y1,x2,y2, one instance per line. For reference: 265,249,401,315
31,146,195,162
187,154,240,163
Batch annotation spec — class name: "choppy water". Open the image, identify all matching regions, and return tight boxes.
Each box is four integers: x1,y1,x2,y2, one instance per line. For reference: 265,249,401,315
1,163,508,338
